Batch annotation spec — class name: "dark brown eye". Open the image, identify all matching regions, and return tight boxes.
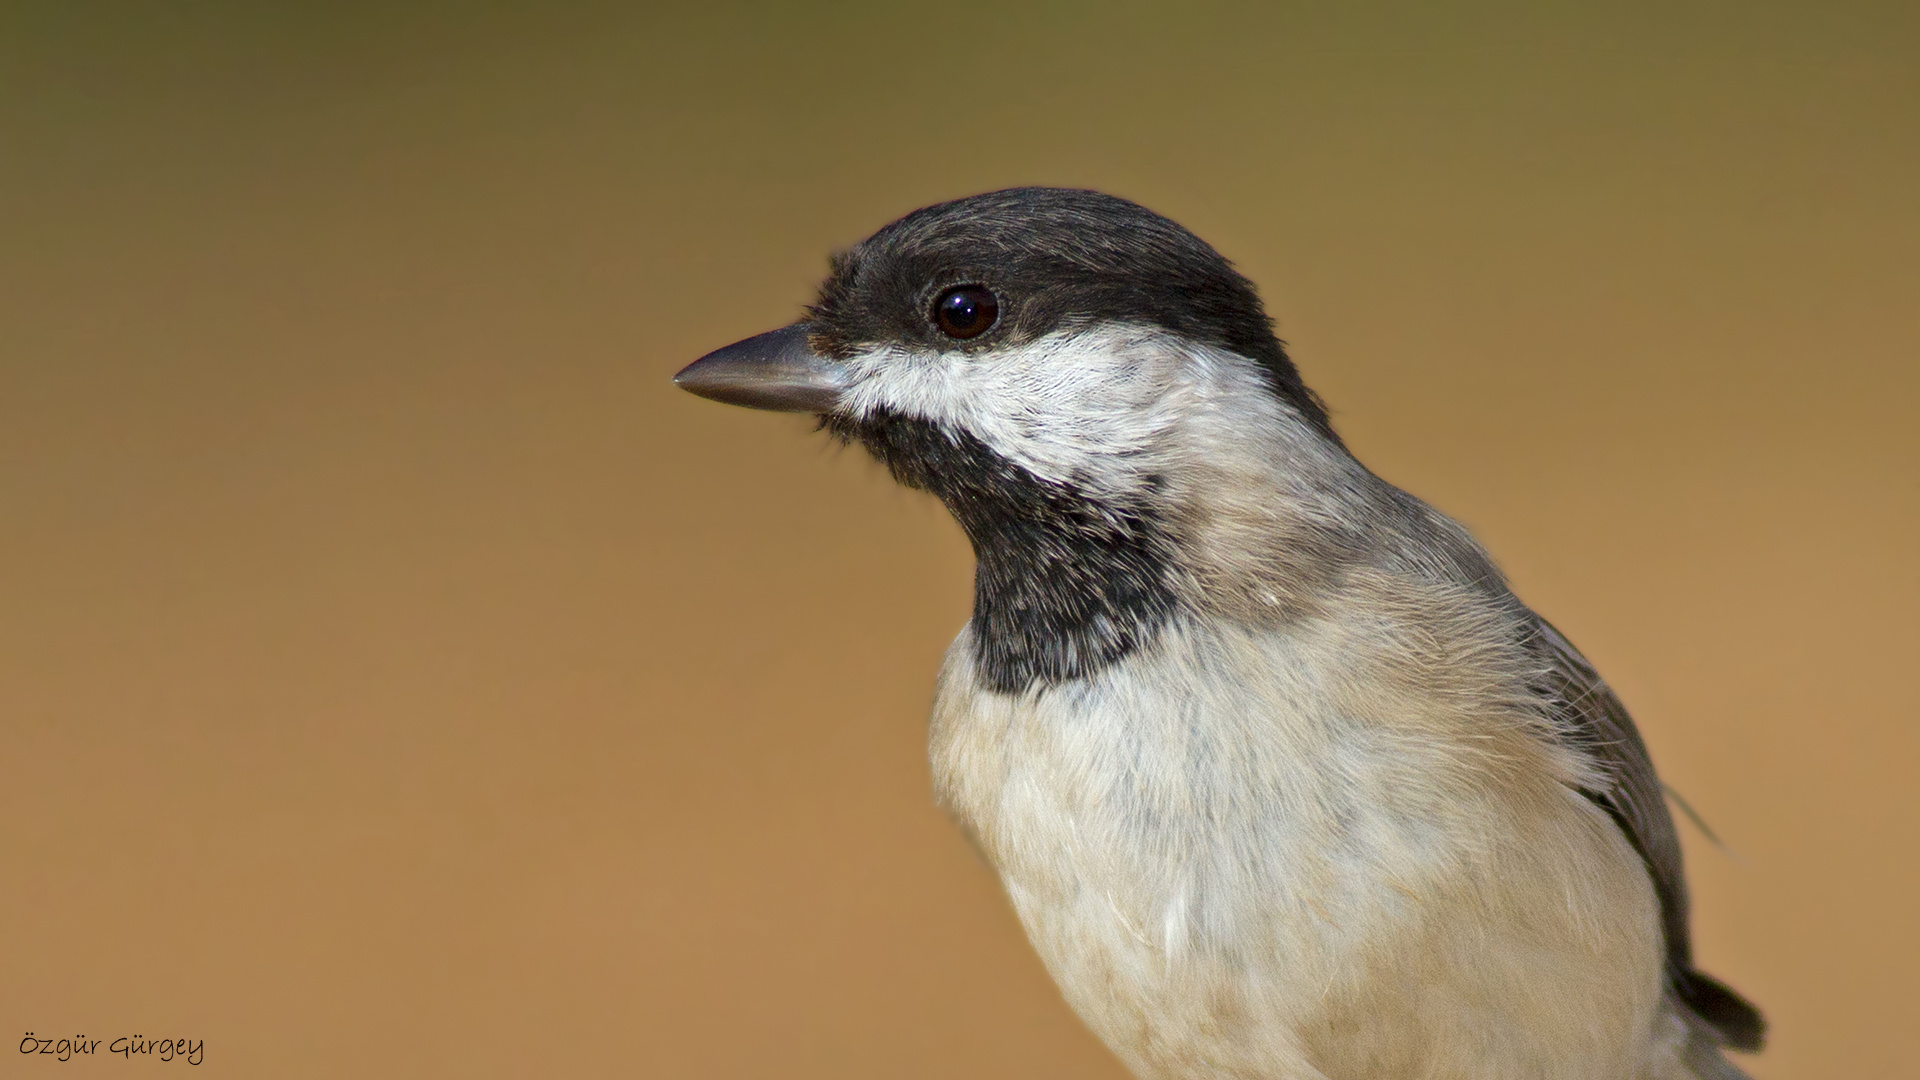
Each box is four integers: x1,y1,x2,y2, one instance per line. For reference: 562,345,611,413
932,284,999,339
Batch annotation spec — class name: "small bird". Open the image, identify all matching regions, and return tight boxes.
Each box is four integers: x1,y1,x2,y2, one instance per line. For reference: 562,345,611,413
674,188,1764,1080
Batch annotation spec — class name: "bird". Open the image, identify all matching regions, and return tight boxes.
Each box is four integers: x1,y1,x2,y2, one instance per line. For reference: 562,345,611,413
672,187,1764,1080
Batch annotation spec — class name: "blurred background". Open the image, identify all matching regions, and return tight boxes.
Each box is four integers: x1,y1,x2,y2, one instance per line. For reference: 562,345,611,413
1,3,1914,1077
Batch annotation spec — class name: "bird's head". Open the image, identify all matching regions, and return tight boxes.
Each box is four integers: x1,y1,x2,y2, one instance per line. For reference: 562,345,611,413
676,187,1360,690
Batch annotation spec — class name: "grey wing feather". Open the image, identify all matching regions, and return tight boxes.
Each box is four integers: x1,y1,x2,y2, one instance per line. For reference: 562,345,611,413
1527,617,1766,1054
1531,618,1690,958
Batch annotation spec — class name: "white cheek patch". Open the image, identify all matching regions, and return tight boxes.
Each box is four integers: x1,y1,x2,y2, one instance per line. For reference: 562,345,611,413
837,325,1216,493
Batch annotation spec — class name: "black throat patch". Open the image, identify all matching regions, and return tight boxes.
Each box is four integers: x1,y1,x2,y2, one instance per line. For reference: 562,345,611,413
826,407,1178,693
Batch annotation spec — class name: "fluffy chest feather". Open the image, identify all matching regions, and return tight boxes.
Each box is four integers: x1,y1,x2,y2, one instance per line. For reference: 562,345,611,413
927,611,1663,1080
932,614,1495,980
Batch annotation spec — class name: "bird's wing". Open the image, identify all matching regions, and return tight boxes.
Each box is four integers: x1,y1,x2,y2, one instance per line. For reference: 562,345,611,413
1527,616,1765,1053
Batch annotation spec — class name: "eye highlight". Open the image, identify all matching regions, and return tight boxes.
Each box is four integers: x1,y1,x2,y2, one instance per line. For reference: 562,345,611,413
932,284,999,340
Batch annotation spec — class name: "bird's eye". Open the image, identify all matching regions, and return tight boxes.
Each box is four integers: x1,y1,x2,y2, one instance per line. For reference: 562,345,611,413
932,284,999,340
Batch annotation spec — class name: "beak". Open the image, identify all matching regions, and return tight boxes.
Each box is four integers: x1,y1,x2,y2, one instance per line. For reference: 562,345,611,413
672,323,848,413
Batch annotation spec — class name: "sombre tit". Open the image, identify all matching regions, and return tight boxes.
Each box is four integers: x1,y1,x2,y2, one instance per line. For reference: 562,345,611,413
674,187,1764,1080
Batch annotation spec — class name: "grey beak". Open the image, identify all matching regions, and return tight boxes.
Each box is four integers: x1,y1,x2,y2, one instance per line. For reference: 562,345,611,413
673,323,848,413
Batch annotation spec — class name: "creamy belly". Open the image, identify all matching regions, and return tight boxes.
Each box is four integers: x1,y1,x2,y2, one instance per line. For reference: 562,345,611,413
928,616,1667,1080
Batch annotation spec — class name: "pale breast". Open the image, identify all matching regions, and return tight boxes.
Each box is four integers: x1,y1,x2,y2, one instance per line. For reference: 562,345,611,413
928,603,1666,1080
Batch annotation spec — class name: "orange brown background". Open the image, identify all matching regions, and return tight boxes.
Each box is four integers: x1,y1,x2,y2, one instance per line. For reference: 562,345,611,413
2,4,1914,1077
